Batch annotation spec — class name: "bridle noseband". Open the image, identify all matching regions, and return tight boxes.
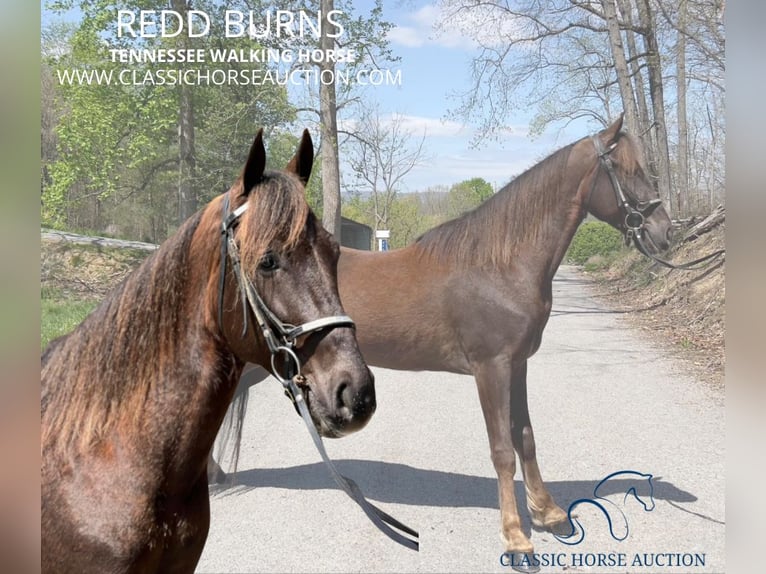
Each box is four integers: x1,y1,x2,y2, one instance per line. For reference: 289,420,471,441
590,136,724,270
218,193,355,384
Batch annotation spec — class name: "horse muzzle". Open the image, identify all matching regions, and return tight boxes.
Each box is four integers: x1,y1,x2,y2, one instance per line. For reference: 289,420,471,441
300,367,376,438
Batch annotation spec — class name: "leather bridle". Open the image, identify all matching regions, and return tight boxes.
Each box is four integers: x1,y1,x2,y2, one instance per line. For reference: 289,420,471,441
217,192,420,551
591,136,724,270
218,193,355,380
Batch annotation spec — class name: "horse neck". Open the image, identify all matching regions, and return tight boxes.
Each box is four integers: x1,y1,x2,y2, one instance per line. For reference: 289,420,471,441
488,148,592,283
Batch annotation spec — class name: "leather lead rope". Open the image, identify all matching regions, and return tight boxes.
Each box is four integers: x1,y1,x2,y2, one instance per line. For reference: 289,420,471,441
282,375,420,551
631,230,724,270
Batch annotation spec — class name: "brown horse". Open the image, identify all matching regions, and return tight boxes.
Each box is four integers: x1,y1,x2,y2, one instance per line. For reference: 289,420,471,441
212,116,673,567
41,130,375,574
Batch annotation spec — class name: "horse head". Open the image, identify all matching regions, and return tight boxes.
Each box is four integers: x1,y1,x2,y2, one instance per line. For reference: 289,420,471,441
586,115,673,254
219,130,376,438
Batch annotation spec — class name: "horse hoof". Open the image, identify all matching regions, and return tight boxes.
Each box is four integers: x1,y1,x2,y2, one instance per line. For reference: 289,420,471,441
548,520,573,537
503,552,540,574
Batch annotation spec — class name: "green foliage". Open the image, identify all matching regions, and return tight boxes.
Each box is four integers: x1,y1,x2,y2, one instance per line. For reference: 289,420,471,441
566,221,624,265
41,292,98,350
447,177,494,217
42,1,296,241
264,131,323,215
341,178,497,251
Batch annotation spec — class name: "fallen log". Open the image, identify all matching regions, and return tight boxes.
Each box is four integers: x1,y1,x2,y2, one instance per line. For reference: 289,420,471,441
682,204,724,243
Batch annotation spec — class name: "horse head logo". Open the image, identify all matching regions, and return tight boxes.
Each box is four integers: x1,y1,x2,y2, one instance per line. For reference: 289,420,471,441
555,470,656,545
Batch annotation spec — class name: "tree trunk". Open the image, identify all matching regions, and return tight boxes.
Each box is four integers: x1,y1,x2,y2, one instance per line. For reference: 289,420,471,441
618,0,655,160
676,0,689,216
636,0,673,217
174,0,197,223
600,0,639,135
319,0,342,238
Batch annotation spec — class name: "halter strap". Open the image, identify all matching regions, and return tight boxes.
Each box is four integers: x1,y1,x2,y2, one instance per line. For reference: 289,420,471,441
219,191,354,355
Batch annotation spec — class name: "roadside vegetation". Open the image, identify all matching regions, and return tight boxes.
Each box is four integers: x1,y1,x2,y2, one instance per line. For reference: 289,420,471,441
41,289,97,350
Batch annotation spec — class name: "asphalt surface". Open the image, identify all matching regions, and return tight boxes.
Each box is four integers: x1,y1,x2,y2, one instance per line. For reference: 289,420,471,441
196,265,725,573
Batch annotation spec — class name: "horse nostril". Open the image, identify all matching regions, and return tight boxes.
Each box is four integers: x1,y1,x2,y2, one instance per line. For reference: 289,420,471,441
335,381,351,411
357,383,376,417
335,379,376,419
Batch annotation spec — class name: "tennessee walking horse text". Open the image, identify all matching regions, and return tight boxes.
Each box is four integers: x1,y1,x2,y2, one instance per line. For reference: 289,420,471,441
41,130,376,574
213,116,674,569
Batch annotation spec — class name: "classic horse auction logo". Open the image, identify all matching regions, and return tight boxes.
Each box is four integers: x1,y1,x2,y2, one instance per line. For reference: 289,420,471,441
555,470,656,545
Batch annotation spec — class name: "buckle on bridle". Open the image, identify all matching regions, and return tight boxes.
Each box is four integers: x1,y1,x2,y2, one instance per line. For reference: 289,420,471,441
625,210,645,230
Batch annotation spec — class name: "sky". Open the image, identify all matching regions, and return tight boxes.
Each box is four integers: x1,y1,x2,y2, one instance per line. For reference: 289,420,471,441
40,0,598,194
338,0,594,192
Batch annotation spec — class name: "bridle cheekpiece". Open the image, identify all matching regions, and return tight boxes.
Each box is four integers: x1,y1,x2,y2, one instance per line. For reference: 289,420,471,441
590,135,662,246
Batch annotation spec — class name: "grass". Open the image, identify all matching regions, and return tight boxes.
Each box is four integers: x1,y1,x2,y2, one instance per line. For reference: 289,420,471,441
41,293,98,350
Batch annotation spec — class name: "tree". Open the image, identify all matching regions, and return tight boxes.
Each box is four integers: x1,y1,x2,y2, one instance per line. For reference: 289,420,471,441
447,177,494,218
345,107,426,244
172,0,197,221
634,0,673,215
437,0,725,217
43,1,296,240
272,0,397,237
601,0,639,136
675,0,689,215
318,0,342,237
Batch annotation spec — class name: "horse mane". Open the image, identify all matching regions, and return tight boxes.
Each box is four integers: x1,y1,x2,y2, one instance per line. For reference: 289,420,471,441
609,131,649,177
414,142,577,267
235,170,311,273
41,170,310,454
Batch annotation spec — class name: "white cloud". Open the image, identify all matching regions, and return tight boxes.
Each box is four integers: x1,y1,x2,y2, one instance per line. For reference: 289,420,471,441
389,113,467,137
386,26,425,48
339,113,469,138
387,3,473,49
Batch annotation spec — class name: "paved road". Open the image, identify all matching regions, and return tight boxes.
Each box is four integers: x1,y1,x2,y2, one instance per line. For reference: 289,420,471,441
196,265,724,573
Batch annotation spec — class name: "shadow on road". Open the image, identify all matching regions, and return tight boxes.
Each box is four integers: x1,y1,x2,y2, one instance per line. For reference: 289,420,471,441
214,460,698,512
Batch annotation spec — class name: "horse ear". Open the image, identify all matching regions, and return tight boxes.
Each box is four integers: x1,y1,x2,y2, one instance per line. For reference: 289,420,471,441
286,129,314,185
242,129,266,196
599,113,624,148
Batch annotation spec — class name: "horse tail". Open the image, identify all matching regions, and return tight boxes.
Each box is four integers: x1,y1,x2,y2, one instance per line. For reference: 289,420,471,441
213,365,269,482
215,385,249,479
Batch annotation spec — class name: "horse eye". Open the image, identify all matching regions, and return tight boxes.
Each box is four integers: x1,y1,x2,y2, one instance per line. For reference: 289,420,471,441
258,252,280,273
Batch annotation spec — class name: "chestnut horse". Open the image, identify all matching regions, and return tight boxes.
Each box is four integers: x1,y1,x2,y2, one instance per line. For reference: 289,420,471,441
212,116,673,568
41,130,376,574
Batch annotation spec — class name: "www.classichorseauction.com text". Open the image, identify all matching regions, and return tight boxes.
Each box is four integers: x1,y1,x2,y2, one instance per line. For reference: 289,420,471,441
499,551,707,570
54,8,403,88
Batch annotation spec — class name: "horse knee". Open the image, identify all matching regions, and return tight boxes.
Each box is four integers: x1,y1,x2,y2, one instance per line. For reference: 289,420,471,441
490,448,516,474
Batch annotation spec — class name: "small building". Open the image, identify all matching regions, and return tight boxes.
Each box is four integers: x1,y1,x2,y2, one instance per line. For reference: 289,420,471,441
340,217,372,250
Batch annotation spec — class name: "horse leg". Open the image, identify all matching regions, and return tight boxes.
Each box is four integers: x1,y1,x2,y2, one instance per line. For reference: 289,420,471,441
475,358,535,559
510,360,568,533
